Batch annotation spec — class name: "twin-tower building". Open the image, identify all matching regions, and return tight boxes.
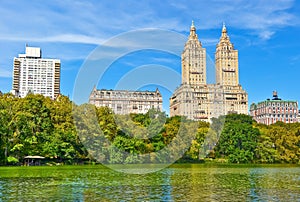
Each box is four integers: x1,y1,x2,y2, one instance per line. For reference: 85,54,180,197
169,22,248,121
10,21,248,122
11,22,298,125
90,22,248,121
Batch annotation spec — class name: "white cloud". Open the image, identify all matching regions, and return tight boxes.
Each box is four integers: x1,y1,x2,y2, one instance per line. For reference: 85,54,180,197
0,0,297,43
0,0,297,69
37,34,104,45
0,34,104,45
202,38,219,46
174,0,297,40
0,68,12,78
258,31,275,40
289,54,300,65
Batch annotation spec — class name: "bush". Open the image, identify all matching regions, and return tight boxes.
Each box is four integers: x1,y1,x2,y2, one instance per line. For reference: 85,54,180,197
7,156,19,165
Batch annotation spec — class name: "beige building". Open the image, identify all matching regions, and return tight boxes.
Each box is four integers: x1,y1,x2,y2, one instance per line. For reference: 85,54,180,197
250,92,298,125
89,87,163,114
170,22,248,121
11,46,60,99
182,21,207,86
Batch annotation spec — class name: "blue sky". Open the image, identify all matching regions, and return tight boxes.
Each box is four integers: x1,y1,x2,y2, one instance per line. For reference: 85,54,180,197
1,0,300,113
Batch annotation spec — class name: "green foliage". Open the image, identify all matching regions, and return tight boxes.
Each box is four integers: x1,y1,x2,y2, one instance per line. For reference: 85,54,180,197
214,114,260,163
0,93,87,165
96,106,118,141
7,156,19,164
254,122,300,163
1,93,300,165
186,121,209,160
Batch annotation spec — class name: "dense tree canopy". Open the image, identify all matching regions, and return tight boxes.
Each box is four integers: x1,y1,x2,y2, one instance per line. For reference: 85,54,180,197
0,93,300,165
214,114,260,163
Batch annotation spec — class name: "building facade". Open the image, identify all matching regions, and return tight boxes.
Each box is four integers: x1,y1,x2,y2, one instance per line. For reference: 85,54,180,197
182,21,207,86
89,87,163,114
250,92,298,125
169,22,248,121
11,46,60,99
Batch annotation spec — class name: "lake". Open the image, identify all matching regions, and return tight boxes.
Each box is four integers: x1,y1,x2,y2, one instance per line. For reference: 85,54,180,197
0,164,299,201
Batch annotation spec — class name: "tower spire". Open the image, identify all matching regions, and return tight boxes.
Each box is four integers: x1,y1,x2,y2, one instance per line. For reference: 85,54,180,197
221,22,228,39
222,22,227,34
189,20,197,38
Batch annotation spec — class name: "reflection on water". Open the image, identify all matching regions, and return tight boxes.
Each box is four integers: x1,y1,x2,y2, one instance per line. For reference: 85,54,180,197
0,164,299,201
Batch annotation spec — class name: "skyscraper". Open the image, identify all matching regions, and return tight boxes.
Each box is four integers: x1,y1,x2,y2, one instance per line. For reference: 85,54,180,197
215,23,239,86
182,21,207,86
11,46,60,99
169,22,248,121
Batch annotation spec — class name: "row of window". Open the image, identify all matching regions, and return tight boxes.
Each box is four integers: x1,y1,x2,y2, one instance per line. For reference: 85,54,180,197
92,95,161,100
256,108,297,113
257,114,296,118
259,102,297,107
93,103,159,111
261,118,297,123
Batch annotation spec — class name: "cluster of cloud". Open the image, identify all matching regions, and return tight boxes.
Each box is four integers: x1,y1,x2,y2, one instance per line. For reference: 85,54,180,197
0,0,298,78
0,0,297,44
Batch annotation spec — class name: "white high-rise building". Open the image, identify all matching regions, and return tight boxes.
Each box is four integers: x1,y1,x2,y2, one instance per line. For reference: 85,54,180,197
12,46,61,99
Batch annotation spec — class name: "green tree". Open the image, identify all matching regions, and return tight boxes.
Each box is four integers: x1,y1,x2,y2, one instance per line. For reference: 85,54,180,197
11,94,54,159
186,121,209,160
215,114,260,163
96,106,119,141
0,93,16,164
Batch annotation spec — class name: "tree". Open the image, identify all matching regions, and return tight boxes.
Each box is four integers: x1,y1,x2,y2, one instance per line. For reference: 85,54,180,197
96,106,118,141
215,114,260,163
0,93,16,164
254,123,278,163
186,121,209,160
11,94,54,159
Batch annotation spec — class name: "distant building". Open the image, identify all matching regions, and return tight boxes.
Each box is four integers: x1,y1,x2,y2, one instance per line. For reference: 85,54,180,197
89,87,163,114
297,110,300,123
250,91,298,125
11,46,60,99
169,22,248,122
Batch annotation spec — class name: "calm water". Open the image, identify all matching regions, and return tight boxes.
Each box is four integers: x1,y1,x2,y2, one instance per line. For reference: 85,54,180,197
0,164,299,201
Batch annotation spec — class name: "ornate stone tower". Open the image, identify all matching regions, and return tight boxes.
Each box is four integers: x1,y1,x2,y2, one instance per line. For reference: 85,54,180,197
215,23,239,86
170,22,248,121
181,21,206,86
